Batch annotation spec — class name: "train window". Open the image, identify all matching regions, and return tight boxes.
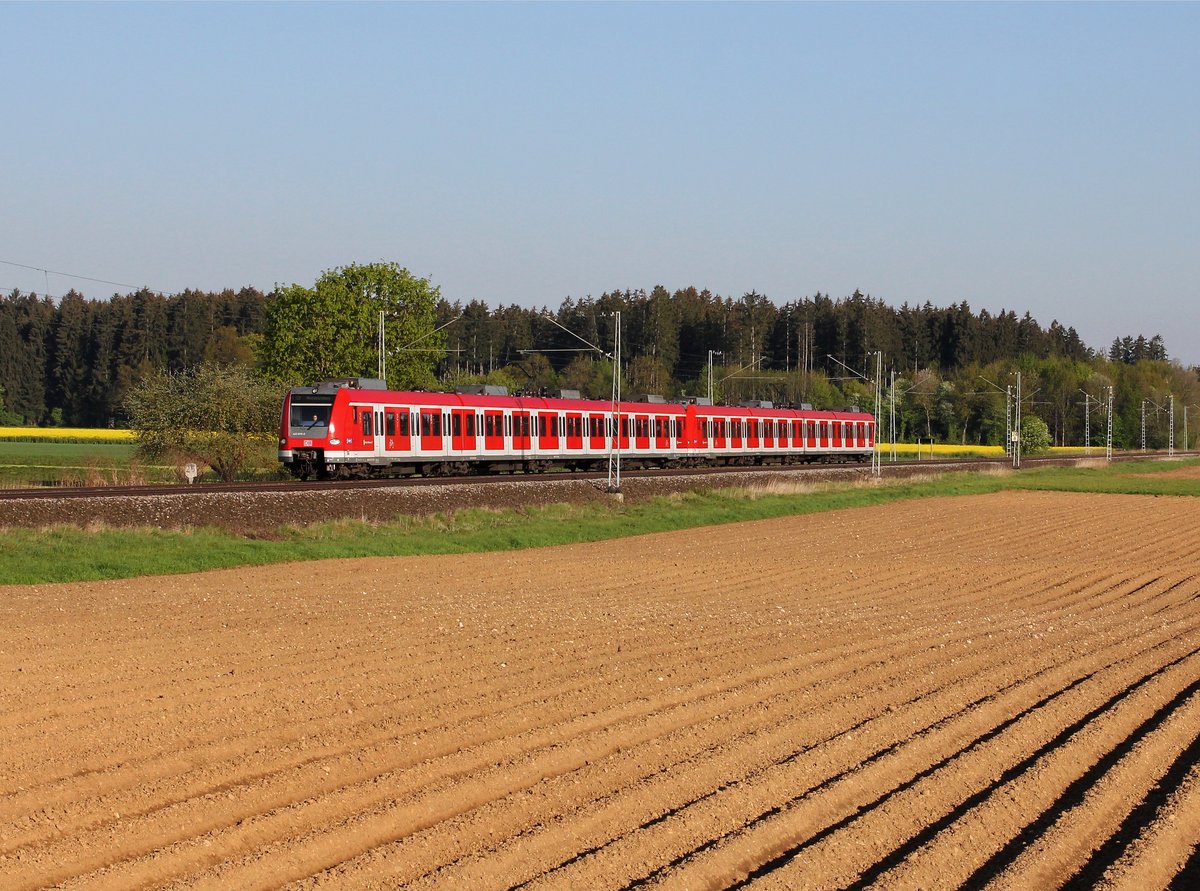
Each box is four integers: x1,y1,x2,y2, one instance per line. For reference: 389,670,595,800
505,415,511,436
386,412,396,436
398,413,409,436
465,413,474,437
452,414,462,436
352,406,359,424
362,412,372,436
551,416,559,437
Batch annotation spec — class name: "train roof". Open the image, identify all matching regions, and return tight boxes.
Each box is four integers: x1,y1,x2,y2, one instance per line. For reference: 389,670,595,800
295,381,872,420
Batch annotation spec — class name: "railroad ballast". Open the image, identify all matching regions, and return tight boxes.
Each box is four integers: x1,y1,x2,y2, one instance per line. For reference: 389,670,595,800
279,379,875,480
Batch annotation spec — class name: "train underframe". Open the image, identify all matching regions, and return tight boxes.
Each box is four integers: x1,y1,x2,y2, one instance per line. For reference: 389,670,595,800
284,449,871,481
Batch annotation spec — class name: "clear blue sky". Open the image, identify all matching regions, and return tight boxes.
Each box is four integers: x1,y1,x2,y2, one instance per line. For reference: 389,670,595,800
4,2,1198,363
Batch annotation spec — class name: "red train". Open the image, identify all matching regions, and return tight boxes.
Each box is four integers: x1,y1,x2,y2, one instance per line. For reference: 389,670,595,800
278,378,875,479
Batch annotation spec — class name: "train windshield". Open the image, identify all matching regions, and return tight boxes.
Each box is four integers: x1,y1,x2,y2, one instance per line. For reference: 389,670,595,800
289,398,333,437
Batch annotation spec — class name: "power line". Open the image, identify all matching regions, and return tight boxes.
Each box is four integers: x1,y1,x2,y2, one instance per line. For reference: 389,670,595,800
0,258,152,292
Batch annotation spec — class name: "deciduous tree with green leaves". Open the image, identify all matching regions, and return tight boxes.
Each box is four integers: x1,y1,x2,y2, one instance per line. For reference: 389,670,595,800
125,363,283,482
260,261,444,389
1019,414,1052,455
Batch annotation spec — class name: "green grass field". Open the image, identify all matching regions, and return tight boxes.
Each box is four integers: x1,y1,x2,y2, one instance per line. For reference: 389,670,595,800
2,457,1197,586
0,440,280,486
0,440,158,487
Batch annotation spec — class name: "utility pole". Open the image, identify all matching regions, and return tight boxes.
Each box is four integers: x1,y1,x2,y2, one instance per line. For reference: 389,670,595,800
1141,399,1148,453
607,310,622,493
377,309,386,383
873,351,882,477
1006,385,1013,459
890,369,897,462
1083,391,1090,456
1013,371,1021,469
708,350,723,404
1169,395,1175,456
1106,387,1114,461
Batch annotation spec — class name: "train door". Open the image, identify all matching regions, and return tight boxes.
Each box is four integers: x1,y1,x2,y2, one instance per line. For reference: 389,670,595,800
537,412,560,452
565,413,583,450
483,410,504,453
353,404,379,458
588,414,606,452
653,416,668,451
419,409,443,453
451,409,472,452
384,408,400,456
512,411,530,453
373,406,386,459
633,415,650,451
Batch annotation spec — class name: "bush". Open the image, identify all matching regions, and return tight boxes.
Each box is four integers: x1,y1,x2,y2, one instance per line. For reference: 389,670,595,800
125,363,284,482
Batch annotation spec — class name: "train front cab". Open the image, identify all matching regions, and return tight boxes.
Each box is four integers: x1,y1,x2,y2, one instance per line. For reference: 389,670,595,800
281,386,337,479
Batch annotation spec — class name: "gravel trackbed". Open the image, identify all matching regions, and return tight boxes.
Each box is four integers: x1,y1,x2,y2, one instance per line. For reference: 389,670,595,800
1,489,1198,888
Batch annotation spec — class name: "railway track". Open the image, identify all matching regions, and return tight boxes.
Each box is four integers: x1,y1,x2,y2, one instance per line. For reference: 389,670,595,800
0,451,1186,502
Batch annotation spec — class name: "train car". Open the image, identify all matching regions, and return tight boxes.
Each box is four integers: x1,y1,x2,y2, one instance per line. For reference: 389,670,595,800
279,378,875,480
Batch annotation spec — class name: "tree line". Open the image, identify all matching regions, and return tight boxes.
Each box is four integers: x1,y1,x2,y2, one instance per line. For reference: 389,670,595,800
3,274,1197,451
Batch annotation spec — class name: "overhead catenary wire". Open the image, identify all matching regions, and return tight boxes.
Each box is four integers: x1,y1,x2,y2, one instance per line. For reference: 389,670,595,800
0,258,158,294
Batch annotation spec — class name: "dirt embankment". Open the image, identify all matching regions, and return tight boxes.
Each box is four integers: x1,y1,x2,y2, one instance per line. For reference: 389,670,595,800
1,489,1198,888
0,466,879,533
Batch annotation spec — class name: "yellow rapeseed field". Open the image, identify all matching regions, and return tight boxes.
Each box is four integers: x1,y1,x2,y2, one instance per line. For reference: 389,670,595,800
877,443,1084,457
877,442,1004,457
0,427,136,442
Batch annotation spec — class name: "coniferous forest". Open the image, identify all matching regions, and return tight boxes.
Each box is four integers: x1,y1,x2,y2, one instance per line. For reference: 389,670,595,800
1,283,1196,450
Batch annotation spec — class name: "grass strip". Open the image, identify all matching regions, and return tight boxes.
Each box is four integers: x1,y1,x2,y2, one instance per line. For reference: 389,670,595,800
2,458,1197,586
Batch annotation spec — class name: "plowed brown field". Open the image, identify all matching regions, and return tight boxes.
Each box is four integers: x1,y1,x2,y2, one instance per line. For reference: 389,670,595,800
2,490,1198,889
